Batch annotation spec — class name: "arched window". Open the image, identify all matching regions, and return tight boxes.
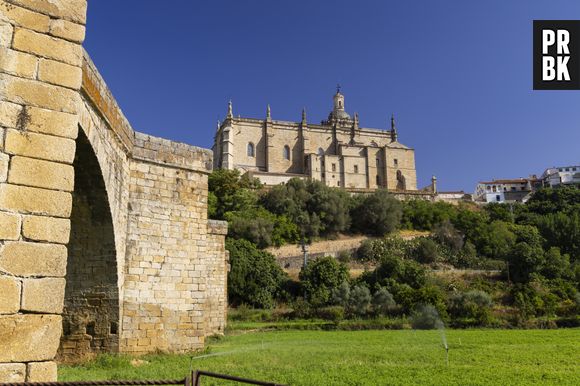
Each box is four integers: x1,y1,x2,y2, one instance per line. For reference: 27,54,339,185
247,142,255,157
318,148,324,156
283,145,291,160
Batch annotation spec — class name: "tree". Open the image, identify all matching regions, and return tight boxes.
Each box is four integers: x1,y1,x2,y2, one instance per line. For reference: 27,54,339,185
472,221,516,259
537,212,580,262
506,242,546,283
433,220,464,251
413,238,439,264
372,287,396,315
208,169,261,219
352,189,402,236
348,285,371,316
299,256,349,306
226,239,287,308
448,290,493,325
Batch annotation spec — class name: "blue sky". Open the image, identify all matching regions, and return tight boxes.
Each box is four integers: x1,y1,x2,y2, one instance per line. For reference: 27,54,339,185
84,1,580,192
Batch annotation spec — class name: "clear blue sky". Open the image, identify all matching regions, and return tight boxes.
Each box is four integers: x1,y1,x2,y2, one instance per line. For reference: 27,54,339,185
84,1,580,192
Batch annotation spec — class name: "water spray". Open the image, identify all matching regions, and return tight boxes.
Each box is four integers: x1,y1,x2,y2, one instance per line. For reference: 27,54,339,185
445,345,449,366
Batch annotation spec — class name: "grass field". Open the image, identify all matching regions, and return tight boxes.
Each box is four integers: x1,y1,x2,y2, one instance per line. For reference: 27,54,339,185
59,329,580,385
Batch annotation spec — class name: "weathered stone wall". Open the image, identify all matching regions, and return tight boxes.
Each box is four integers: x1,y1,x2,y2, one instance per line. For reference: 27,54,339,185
0,0,87,381
0,0,228,379
122,133,214,354
58,129,120,361
206,220,228,335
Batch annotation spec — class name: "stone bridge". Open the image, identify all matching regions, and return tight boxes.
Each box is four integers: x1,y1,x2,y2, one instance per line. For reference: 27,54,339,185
0,1,227,382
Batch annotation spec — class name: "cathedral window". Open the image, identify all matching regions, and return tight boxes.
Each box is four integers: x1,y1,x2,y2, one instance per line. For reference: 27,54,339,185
283,145,291,160
247,142,255,157
332,163,336,172
394,158,398,166
376,158,380,167
376,175,380,185
354,165,359,173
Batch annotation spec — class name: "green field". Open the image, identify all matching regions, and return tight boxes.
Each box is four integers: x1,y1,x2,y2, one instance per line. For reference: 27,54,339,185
60,329,580,385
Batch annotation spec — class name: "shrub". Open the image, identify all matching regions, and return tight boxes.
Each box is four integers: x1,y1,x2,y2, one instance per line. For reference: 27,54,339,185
413,238,440,264
348,285,371,316
448,290,493,325
433,220,464,251
299,256,349,307
363,254,427,290
351,190,402,236
314,306,345,322
226,239,287,308
411,304,444,330
331,281,351,307
356,236,415,263
371,287,396,316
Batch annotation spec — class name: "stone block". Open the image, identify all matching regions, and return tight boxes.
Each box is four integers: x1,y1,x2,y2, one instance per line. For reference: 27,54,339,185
9,156,74,191
0,101,21,129
0,47,38,78
0,210,20,240
0,314,61,362
27,106,78,139
0,19,13,47
0,275,21,314
12,27,82,66
49,19,85,43
38,58,82,89
23,215,70,244
0,153,8,182
27,361,57,382
0,363,26,383
5,129,76,163
0,73,80,114
21,277,65,313
8,0,88,25
0,1,51,33
0,241,67,277
0,183,72,217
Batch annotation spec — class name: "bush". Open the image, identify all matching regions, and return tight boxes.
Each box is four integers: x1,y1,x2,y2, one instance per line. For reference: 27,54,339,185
331,281,350,307
448,290,493,326
371,287,396,316
226,239,287,308
299,256,349,307
356,236,417,263
314,306,345,322
411,304,444,329
433,220,464,251
226,208,300,248
348,285,371,316
363,254,427,290
351,190,402,236
413,238,439,264
262,178,352,240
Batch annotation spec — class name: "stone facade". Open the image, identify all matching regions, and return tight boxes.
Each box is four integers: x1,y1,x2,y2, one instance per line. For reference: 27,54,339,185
0,0,227,380
213,89,418,191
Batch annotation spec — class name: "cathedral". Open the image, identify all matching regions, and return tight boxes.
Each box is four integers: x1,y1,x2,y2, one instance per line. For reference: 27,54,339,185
212,88,417,191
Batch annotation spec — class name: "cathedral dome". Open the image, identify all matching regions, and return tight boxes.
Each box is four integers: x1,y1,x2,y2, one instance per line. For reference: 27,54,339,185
332,109,351,120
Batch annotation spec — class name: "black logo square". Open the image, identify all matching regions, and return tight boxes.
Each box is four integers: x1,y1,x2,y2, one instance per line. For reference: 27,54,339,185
533,20,580,90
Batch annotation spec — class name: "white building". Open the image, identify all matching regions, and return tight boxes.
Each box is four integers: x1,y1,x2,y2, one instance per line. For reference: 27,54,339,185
474,178,539,203
541,165,580,187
